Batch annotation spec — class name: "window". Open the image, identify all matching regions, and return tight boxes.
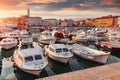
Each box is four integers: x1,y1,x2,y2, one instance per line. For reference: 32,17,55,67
25,56,33,62
10,34,13,36
43,33,48,36
63,48,68,52
56,48,62,53
21,45,28,49
34,55,42,60
3,40,6,42
45,33,49,36
49,33,52,36
49,47,54,52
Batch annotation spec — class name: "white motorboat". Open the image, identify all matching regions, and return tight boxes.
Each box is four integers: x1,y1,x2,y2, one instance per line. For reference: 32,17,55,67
4,31,20,39
38,30,55,44
20,36,33,45
71,30,90,42
0,38,17,50
106,31,120,41
66,43,110,64
13,42,48,75
19,30,33,45
45,44,73,63
98,41,120,48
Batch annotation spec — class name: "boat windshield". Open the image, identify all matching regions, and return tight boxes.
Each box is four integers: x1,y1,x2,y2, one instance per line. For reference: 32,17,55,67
56,48,62,53
25,56,33,62
43,33,49,36
34,55,42,60
63,48,68,52
20,44,34,49
49,33,52,36
88,45,97,50
43,32,52,36
21,45,28,49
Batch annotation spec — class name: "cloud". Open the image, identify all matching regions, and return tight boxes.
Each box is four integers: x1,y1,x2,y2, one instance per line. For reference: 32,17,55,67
0,0,119,19
79,2,96,7
0,0,120,12
0,0,28,9
30,0,66,3
100,0,120,5
0,0,67,10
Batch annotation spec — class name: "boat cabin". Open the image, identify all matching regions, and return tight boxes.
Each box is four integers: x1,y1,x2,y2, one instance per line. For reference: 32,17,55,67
16,51,43,65
41,31,52,37
19,43,34,50
0,38,17,45
48,44,69,53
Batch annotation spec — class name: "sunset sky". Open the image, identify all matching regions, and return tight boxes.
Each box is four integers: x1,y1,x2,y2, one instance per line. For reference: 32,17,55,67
0,0,120,19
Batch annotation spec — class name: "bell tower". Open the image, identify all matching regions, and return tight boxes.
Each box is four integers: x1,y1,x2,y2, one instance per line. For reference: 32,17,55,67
27,8,30,17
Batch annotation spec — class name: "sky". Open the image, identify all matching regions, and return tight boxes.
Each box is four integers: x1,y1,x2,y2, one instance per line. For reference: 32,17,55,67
0,0,120,20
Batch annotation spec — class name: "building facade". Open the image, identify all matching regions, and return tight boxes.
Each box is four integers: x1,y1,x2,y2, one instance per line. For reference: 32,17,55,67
94,15,115,27
117,16,120,27
26,17,42,26
45,19,59,27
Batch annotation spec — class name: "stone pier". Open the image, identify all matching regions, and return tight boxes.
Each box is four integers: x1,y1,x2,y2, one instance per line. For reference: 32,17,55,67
37,62,120,80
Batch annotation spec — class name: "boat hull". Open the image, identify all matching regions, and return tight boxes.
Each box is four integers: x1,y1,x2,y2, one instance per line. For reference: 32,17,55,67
75,38,88,42
47,53,69,63
72,50,109,64
56,38,70,43
16,65,42,75
2,43,17,50
39,39,55,44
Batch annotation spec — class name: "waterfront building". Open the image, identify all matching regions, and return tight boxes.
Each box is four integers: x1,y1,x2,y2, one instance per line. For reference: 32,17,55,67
44,19,59,27
26,17,42,26
74,21,79,26
78,20,85,26
41,20,50,26
85,19,94,26
60,20,68,27
60,19,74,27
116,16,120,27
94,15,115,27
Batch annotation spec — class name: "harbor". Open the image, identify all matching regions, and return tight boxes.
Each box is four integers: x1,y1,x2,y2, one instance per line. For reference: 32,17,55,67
0,25,120,80
0,0,120,79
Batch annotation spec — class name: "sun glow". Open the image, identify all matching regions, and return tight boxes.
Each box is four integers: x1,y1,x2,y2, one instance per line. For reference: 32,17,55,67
0,10,10,18
0,10,27,18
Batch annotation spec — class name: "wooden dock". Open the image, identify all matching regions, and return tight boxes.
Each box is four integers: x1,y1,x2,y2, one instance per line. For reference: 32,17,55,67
37,62,120,80
0,57,18,80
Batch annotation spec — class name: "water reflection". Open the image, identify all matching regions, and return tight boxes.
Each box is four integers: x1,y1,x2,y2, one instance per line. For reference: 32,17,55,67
48,58,72,74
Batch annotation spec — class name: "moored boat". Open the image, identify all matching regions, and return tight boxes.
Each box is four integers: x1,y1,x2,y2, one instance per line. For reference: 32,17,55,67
19,30,33,45
38,30,55,44
66,43,110,64
13,42,48,75
0,38,18,50
45,44,73,63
